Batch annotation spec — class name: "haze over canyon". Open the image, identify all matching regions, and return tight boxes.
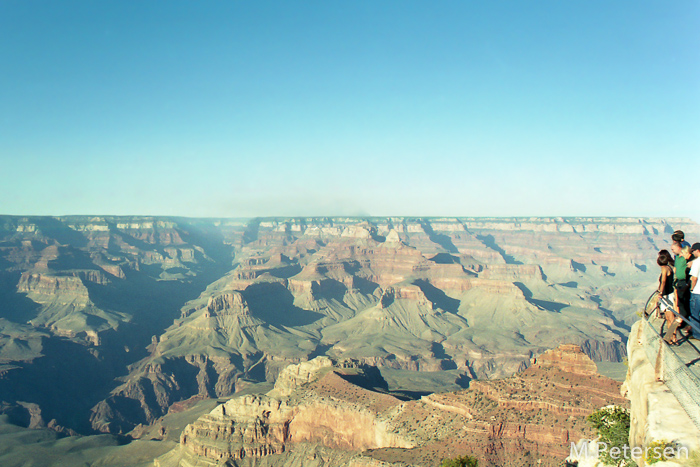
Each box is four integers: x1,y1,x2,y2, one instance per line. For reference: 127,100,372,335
0,215,697,466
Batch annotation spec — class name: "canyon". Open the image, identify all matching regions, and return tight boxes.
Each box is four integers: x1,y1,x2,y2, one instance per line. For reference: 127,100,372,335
158,344,627,467
0,215,697,465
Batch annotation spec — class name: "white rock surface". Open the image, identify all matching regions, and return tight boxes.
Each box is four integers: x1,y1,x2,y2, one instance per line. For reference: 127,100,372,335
623,320,700,465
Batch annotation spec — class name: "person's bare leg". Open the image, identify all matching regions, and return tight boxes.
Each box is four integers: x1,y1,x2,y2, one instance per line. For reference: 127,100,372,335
664,310,680,344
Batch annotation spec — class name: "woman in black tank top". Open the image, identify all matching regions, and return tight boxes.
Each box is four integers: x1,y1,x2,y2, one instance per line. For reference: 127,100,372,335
657,250,675,325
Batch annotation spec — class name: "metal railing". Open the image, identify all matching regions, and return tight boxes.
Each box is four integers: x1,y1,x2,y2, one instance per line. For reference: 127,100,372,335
644,290,700,338
642,290,700,431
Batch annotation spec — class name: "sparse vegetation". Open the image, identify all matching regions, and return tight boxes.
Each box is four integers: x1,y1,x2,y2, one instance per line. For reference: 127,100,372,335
645,440,678,465
587,406,635,466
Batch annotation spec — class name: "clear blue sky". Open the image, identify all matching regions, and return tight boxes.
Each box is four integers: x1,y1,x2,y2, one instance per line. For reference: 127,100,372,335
1,1,698,220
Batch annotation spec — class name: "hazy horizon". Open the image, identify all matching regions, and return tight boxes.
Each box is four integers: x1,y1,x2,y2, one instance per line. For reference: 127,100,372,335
2,1,699,221
2,213,699,227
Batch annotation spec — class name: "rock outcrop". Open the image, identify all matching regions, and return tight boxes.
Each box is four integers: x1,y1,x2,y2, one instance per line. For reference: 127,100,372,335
531,343,598,376
621,320,700,465
160,345,627,467
168,358,412,466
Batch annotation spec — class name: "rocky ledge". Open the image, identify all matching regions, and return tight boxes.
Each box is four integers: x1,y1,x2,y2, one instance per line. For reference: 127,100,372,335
623,320,700,466
157,345,627,467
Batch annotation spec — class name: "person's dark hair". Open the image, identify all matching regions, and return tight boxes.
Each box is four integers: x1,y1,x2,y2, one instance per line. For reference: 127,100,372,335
672,230,685,242
657,249,672,266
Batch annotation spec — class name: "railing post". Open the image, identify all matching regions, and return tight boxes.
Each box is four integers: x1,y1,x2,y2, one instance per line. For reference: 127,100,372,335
654,342,664,382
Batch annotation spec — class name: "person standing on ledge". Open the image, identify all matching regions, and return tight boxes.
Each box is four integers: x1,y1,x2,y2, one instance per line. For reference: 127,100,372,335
689,243,700,326
665,242,693,344
672,230,691,249
656,250,675,320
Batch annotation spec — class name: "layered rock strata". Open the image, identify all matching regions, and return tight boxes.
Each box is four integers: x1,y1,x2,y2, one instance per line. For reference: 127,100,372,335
0,215,693,437
162,345,627,467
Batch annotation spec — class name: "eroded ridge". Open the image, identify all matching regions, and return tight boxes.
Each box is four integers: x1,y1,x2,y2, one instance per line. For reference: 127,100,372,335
163,345,627,467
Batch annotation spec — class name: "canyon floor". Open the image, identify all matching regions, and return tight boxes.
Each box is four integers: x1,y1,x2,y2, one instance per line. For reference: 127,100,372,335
0,215,696,465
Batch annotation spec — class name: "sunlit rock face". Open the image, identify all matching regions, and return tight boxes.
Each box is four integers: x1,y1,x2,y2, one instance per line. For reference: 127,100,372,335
177,359,412,464
0,215,696,437
164,347,627,467
622,321,700,466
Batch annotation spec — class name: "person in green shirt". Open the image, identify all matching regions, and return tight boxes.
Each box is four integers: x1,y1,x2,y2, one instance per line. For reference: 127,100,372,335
665,243,693,344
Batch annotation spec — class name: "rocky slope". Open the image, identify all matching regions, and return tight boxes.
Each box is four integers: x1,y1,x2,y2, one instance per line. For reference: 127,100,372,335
0,216,241,433
0,215,695,439
158,344,627,467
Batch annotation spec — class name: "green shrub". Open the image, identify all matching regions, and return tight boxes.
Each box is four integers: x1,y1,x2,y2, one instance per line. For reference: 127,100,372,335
587,405,636,466
645,440,678,464
440,455,478,467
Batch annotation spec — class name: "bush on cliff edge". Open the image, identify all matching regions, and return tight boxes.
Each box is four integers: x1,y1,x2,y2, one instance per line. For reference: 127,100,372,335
587,405,636,466
440,454,478,467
